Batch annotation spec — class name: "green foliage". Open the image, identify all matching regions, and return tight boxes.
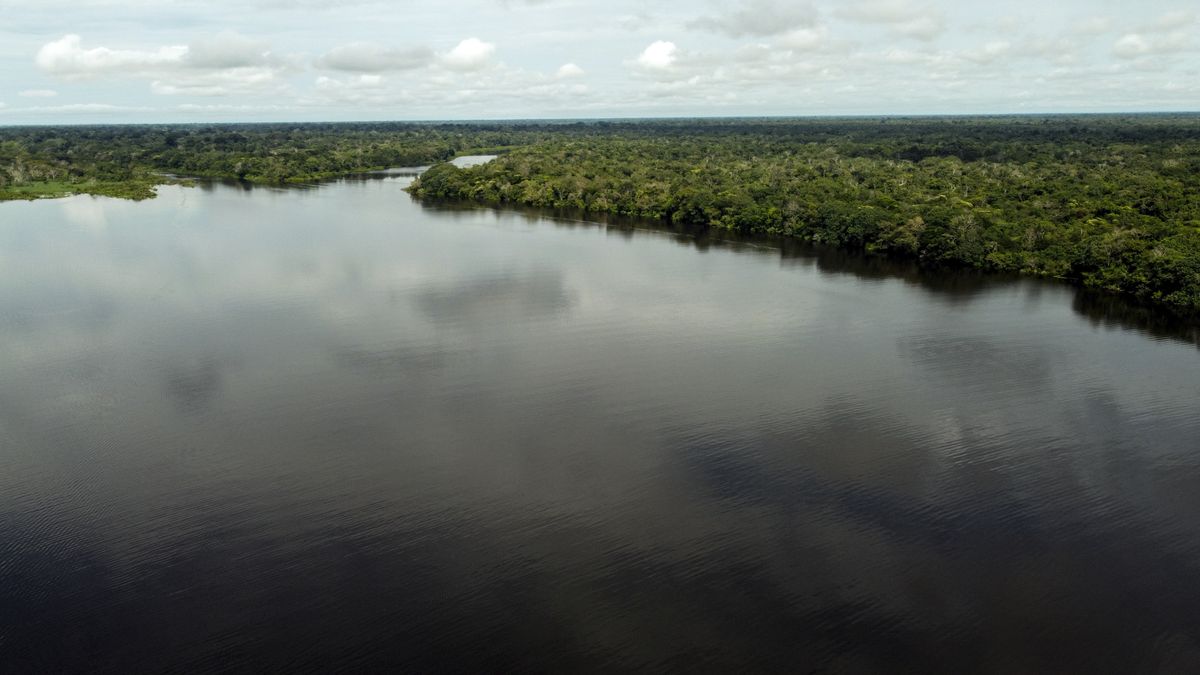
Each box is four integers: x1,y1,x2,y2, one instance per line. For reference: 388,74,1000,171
0,121,543,194
407,115,1200,313
3,116,1199,312
413,162,469,198
0,179,160,201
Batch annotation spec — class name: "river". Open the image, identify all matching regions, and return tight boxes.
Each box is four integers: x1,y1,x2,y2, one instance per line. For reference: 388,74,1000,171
2,175,1199,671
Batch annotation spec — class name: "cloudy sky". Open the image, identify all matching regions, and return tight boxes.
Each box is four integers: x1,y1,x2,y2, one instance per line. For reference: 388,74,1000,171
0,0,1196,123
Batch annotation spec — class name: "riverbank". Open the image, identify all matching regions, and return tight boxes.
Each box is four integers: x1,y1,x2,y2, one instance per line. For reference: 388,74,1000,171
405,120,1200,315
0,178,164,201
414,161,1200,316
5,117,1197,313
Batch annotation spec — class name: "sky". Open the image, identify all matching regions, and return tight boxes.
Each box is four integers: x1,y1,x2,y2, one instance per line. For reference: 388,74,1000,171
0,0,1197,124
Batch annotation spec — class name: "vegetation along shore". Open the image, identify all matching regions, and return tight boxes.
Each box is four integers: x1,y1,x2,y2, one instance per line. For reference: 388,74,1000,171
3,116,1198,313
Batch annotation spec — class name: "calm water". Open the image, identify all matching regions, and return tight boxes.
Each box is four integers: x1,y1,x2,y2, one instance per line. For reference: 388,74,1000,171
2,176,1199,673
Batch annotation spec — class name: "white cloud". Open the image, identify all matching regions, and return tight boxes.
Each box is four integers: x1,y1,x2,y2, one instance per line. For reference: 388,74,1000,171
982,15,1022,35
1113,31,1192,59
963,41,1011,65
7,0,1200,122
317,42,433,72
174,103,295,114
555,62,584,78
836,0,946,41
838,0,920,23
36,34,187,76
45,103,125,112
1021,37,1080,66
36,32,282,75
1139,10,1196,33
18,89,58,98
1073,16,1112,35
0,102,151,115
688,0,816,38
298,51,603,114
151,67,288,96
1113,34,1151,59
185,32,273,68
778,27,829,51
893,16,944,41
441,38,496,71
636,41,677,70
34,33,293,97
311,74,391,103
881,48,923,65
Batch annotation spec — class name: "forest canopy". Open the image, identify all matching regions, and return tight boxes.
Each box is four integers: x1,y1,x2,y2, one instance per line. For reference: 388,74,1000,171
2,116,1199,312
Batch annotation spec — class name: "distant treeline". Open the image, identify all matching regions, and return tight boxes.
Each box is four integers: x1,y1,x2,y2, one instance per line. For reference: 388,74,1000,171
2,117,1198,312
0,122,539,195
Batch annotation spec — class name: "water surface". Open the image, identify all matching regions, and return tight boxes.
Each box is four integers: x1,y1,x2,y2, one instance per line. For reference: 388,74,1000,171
2,177,1199,672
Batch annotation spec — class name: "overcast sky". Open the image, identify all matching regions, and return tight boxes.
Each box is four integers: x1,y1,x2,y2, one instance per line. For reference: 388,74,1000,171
0,0,1196,124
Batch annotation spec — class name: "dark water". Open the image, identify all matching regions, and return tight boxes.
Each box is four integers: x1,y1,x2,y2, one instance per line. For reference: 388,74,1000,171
2,177,1199,673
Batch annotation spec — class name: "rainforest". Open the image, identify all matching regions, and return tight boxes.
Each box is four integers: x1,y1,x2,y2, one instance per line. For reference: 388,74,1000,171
3,115,1199,312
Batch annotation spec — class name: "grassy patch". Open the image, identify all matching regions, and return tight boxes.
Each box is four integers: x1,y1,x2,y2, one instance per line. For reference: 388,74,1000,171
0,179,164,202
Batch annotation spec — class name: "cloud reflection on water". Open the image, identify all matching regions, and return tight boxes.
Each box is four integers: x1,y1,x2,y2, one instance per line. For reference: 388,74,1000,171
1,179,1199,672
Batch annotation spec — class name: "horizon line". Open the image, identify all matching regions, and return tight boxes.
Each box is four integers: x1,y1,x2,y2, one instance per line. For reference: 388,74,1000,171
3,110,1200,129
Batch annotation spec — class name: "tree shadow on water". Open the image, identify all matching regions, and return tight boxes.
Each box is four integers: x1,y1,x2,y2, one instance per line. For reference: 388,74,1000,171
418,199,1200,349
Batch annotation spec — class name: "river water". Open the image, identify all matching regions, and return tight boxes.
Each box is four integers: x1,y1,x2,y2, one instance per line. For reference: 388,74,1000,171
2,176,1199,672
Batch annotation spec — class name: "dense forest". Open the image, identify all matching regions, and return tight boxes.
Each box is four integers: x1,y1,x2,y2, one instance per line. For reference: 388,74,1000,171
409,116,1200,313
2,116,1199,312
0,122,534,199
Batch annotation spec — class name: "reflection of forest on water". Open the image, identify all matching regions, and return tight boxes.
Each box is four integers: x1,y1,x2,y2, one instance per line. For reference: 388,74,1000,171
420,197,1200,349
2,177,1199,672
